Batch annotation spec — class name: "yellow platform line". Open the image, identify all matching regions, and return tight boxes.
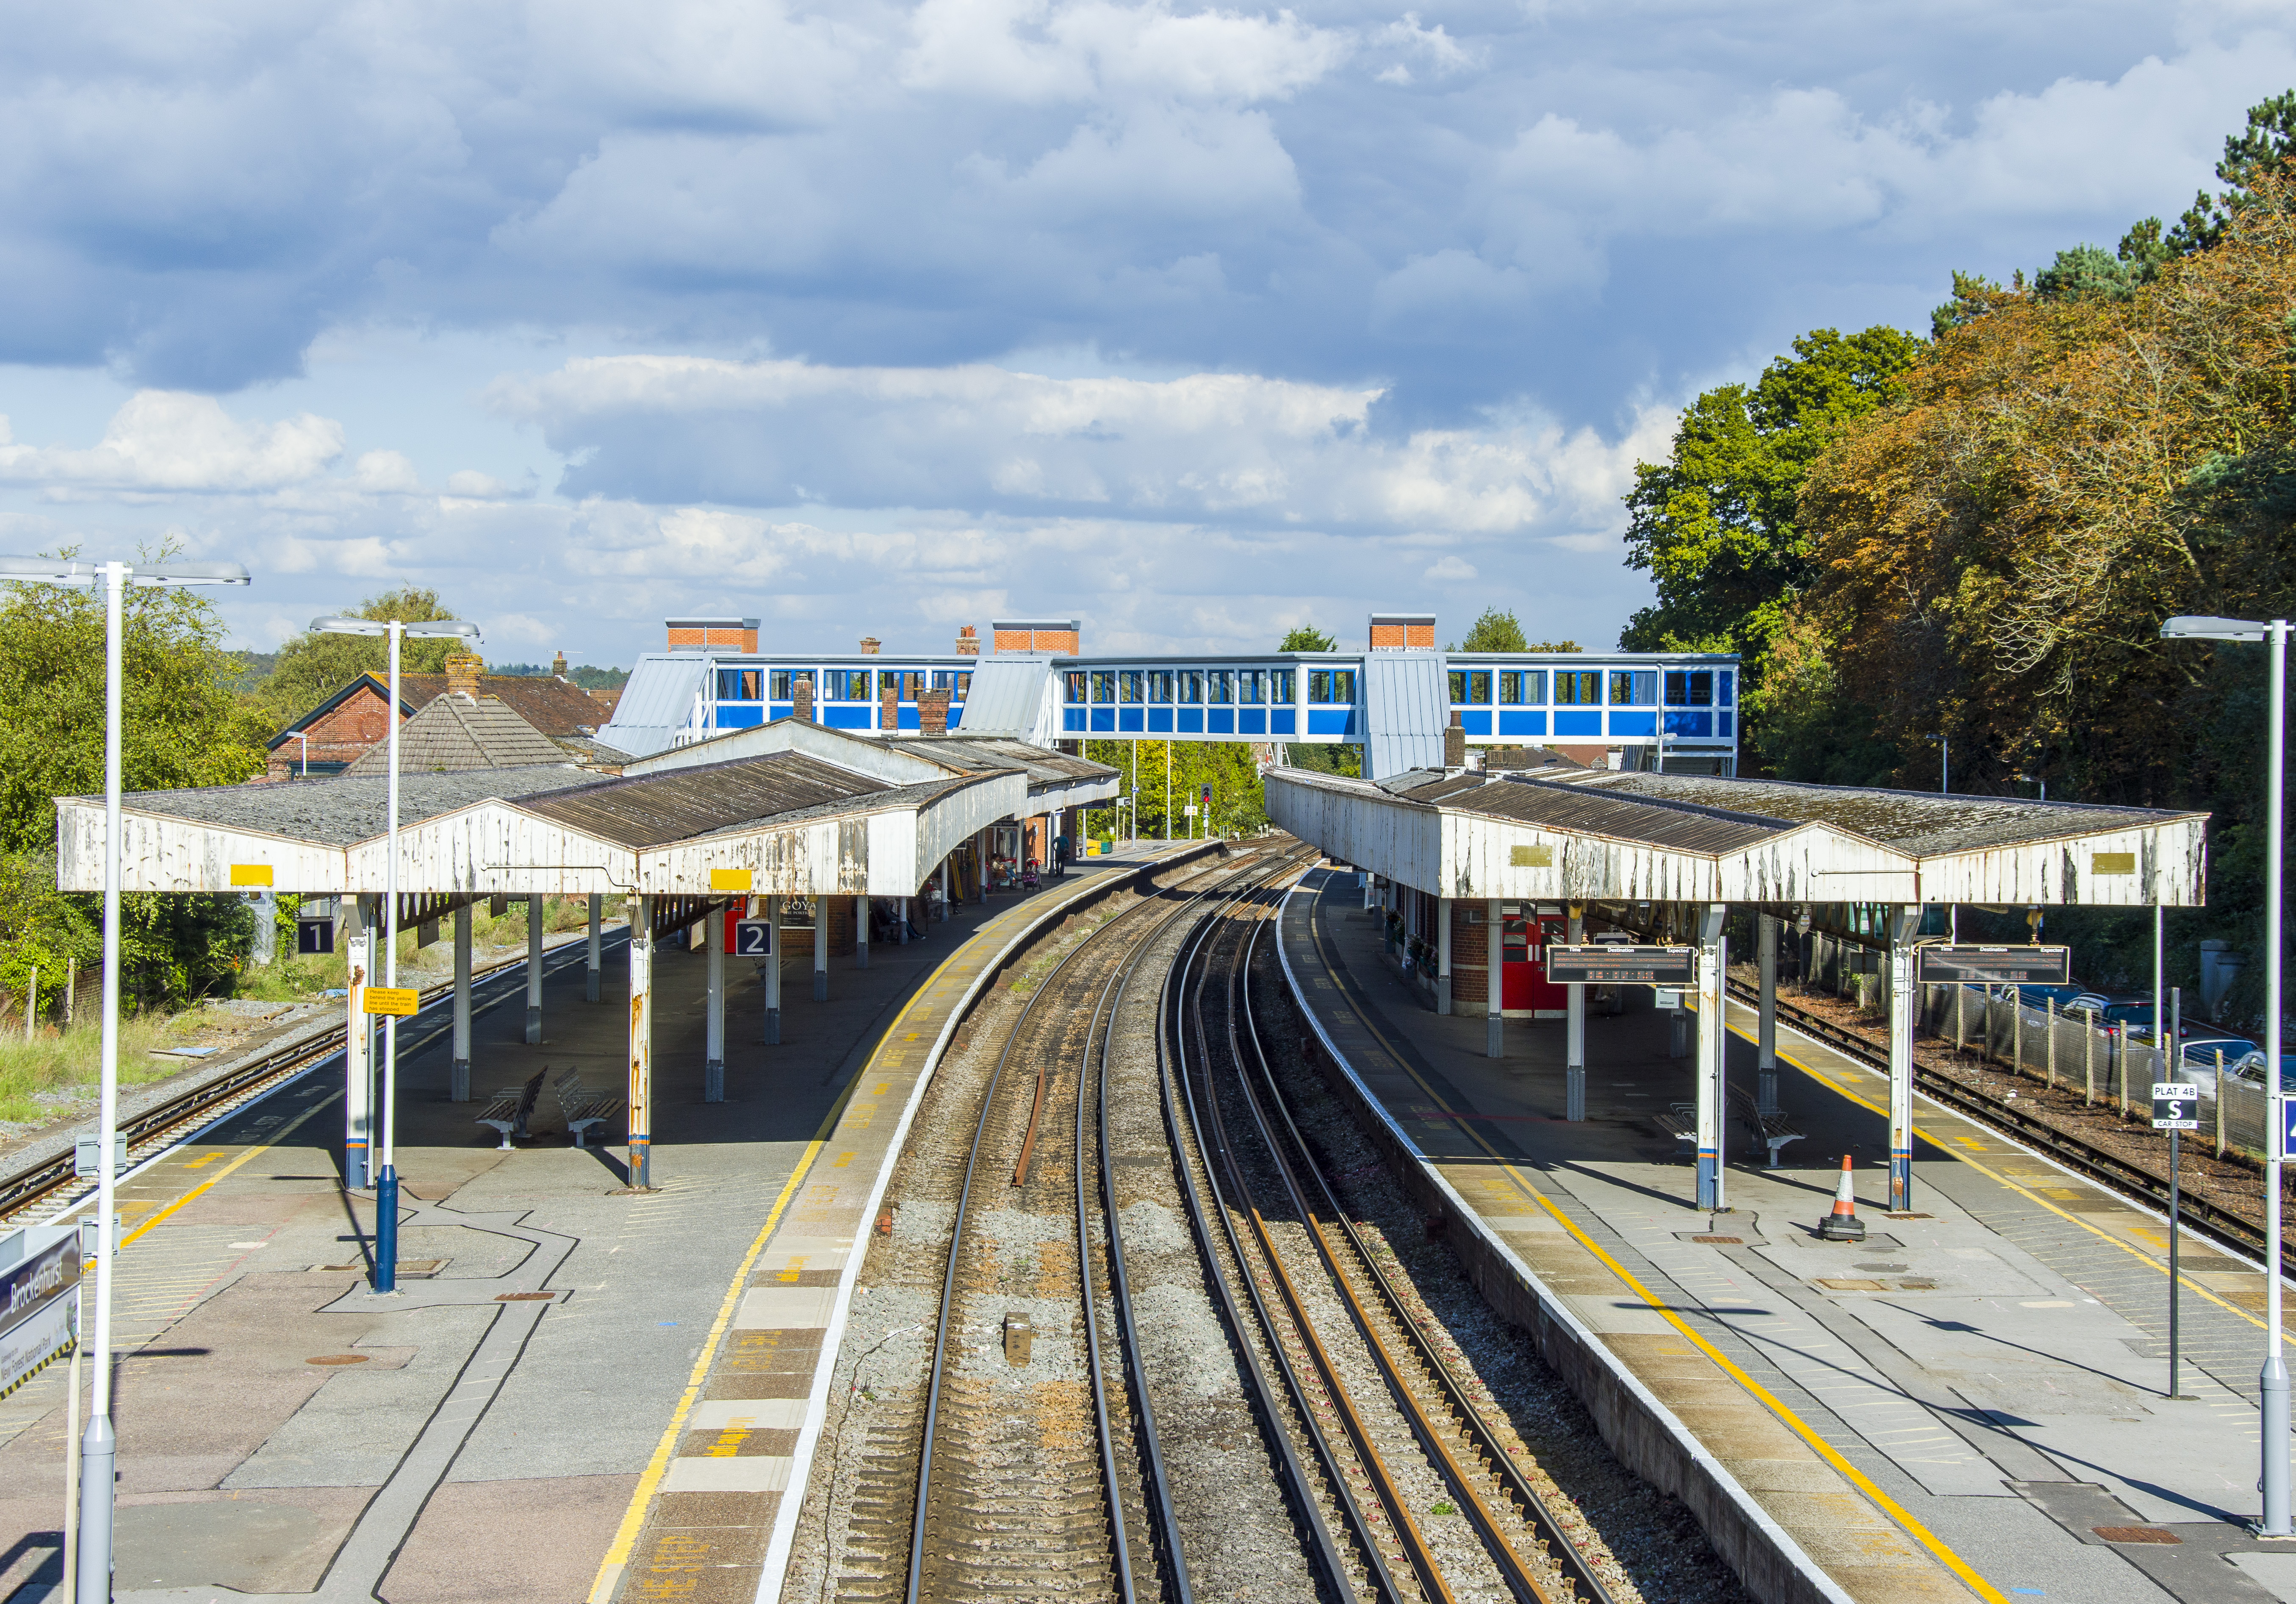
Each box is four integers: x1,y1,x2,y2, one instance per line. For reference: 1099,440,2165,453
1727,1004,2288,1344
1303,899,2005,1604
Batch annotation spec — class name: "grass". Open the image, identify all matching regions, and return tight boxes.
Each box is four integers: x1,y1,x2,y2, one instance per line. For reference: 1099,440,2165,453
0,896,625,1130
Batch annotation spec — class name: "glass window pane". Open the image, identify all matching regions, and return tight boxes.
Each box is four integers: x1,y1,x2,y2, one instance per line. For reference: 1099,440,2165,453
1119,670,1143,703
770,670,792,699
1273,669,1294,702
956,672,972,699
1665,670,1685,705
1557,671,1598,705
1182,669,1203,702
1091,670,1114,702
1719,671,1734,707
1209,670,1233,704
1689,670,1712,704
1637,670,1657,705
1240,669,1263,703
1469,671,1491,704
1148,671,1170,704
1526,670,1545,703
1334,670,1355,702
1449,670,1468,703
1065,672,1088,704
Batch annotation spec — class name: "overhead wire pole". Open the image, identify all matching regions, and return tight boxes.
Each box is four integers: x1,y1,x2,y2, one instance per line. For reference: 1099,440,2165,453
2161,612,2290,1535
0,553,251,1604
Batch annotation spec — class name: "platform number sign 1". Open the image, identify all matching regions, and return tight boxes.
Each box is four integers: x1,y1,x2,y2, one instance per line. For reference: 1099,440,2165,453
734,918,774,957
2151,1082,2200,1132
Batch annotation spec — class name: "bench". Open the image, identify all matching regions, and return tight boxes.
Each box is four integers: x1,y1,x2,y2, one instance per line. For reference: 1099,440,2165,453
1730,1087,1806,1168
554,1068,625,1149
1652,1102,1698,1158
476,1070,545,1150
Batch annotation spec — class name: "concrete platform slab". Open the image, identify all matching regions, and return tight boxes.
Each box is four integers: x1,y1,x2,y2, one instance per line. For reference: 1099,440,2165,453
1281,866,2296,1604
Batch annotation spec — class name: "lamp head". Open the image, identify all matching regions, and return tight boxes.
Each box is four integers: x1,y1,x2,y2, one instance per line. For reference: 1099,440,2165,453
129,561,249,588
309,615,480,643
2161,614,2271,641
0,556,95,586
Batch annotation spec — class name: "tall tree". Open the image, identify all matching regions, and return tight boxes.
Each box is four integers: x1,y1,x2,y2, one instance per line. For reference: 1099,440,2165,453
1278,624,1336,651
0,557,270,852
252,586,467,730
2171,89,2296,253
1618,326,1924,665
1451,608,1528,652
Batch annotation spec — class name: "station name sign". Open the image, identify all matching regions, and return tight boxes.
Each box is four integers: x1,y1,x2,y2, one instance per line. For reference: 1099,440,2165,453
1545,945,1696,986
1913,945,2072,986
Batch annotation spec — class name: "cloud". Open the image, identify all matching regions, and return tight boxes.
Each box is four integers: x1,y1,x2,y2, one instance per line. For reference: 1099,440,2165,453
489,352,1663,538
0,392,342,491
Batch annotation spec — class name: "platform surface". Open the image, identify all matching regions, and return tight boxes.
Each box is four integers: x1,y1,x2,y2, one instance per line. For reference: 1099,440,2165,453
0,853,1173,1604
1284,867,2296,1604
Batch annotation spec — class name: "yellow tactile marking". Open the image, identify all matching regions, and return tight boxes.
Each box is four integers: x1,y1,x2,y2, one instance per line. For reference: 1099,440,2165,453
1303,897,2006,1604
116,1095,336,1248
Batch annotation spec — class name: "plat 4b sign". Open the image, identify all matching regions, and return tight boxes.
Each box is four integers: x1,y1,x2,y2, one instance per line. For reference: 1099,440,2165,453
2151,1082,2200,1132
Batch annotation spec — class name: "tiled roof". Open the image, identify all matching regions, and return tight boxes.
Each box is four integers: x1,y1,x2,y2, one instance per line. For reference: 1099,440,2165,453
340,695,572,776
396,673,609,737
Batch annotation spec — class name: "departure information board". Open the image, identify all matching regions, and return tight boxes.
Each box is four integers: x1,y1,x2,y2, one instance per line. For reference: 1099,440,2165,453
1544,945,1695,986
1913,945,2072,985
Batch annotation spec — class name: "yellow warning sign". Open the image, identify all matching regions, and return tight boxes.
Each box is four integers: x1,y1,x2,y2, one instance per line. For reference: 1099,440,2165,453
709,869,754,892
362,986,418,1017
228,864,274,887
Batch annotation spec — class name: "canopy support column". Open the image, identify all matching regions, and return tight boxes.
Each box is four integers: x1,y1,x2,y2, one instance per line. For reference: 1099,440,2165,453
1436,897,1452,1017
1695,904,1726,1212
705,912,725,1104
344,896,372,1189
938,859,951,920
762,895,781,1044
628,897,654,1190
1484,898,1502,1059
524,896,543,1044
586,893,602,1003
813,902,828,1001
451,904,472,1103
1758,914,1779,1116
856,896,870,970
1566,904,1587,1123
1889,907,1921,1211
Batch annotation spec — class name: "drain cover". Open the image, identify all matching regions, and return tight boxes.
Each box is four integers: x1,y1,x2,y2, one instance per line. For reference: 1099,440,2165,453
2092,1526,2179,1545
305,1354,368,1366
495,1291,555,1302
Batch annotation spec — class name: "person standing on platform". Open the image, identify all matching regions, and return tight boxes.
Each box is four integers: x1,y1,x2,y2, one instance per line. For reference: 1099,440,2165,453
1053,832,1069,878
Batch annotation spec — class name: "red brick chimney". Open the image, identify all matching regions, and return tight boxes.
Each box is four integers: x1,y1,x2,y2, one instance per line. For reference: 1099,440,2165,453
792,676,814,724
879,684,899,733
861,636,881,655
920,689,950,735
552,649,568,677
955,626,980,657
446,652,484,697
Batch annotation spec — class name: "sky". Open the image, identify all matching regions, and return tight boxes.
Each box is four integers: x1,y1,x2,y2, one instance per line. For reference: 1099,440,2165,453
0,0,2286,666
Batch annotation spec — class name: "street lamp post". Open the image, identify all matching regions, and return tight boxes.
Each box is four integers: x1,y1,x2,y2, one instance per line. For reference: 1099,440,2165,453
310,615,482,1297
2163,613,2290,1534
1924,733,1950,793
0,554,251,1604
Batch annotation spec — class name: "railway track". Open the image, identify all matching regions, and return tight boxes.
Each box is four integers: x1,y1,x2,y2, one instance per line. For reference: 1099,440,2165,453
1166,875,1616,1604
1734,978,2293,1274
1,927,625,1227
882,846,1301,1604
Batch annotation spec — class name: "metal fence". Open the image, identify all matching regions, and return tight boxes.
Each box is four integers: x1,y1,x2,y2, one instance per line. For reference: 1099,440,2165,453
1795,932,2269,1163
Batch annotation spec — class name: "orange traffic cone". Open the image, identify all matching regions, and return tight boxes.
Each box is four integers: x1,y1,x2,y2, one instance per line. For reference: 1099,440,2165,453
1818,1155,1866,1242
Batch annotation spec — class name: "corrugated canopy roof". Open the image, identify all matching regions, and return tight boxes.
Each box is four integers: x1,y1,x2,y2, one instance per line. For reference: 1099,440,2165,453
880,735,1113,787
1567,772,2202,856
109,768,584,846
518,751,900,848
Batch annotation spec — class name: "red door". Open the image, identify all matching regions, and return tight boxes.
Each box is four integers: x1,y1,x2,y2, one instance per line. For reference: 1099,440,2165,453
1501,912,1571,1016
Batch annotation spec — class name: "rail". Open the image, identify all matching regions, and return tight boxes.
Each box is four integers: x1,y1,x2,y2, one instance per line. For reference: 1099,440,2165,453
1733,977,2293,1274
0,927,626,1224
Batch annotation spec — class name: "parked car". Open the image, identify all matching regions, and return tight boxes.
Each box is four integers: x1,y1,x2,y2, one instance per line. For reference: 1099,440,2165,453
2177,1033,2260,1095
2013,983,2089,1012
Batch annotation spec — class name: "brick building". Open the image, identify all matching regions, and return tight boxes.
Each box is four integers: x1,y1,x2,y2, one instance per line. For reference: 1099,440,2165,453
264,654,625,780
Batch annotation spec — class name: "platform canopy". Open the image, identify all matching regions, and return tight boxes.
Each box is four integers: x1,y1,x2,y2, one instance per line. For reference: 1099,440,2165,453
1266,766,2208,906
55,744,1023,899
624,716,1118,816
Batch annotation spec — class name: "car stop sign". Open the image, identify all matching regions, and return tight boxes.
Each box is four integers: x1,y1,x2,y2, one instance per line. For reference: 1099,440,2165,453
2151,1082,2199,1132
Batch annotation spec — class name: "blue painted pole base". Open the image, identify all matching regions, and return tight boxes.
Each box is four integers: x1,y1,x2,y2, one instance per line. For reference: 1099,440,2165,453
704,1059,724,1104
763,1007,780,1045
585,969,601,1003
1758,1069,1778,1117
1696,1151,1720,1211
1566,1066,1586,1123
374,1166,399,1293
1889,1150,1913,1213
630,1137,651,1190
812,971,828,1003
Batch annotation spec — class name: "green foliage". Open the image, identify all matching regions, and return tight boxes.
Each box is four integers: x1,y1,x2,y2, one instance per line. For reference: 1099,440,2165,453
1618,325,1924,671
0,561,270,854
250,586,466,731
1278,624,1337,652
565,665,629,690
1451,608,1528,653
2171,89,2296,253
1085,739,1272,836
0,852,98,1013
1282,742,1363,778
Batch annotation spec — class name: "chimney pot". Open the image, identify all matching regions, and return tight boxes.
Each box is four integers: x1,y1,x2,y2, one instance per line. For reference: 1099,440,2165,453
446,652,484,697
552,649,568,677
860,636,881,655
920,688,951,735
956,626,980,657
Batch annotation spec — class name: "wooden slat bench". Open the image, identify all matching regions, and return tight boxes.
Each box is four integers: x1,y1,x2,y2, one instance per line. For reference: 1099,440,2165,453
476,1070,545,1151
554,1068,625,1149
1730,1087,1806,1168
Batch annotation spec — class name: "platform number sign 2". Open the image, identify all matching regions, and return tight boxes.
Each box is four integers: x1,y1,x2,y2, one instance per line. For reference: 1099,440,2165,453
2151,1082,2200,1132
734,918,774,957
